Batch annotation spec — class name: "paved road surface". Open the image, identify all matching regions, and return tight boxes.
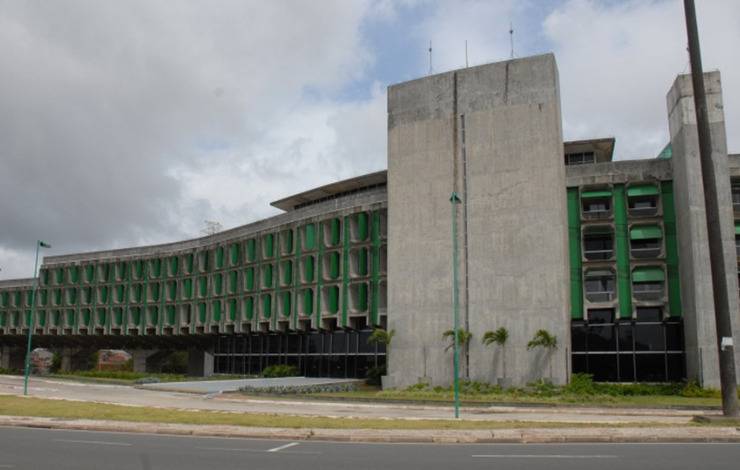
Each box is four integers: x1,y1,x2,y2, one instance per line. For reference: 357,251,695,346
0,426,739,469
0,375,712,424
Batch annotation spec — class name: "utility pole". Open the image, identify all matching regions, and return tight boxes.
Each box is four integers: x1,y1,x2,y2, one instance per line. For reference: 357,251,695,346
683,0,739,417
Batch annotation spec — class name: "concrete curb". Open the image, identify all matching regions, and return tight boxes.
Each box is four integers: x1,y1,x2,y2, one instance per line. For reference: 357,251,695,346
1,415,739,444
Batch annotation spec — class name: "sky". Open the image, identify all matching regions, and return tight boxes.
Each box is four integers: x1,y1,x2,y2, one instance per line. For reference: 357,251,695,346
1,0,739,280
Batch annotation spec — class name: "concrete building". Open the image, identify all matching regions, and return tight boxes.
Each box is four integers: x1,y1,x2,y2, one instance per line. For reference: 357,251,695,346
1,53,739,387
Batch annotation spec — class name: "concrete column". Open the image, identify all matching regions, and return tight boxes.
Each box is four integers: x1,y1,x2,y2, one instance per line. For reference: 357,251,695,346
187,349,214,377
668,71,740,386
387,54,569,388
130,350,157,373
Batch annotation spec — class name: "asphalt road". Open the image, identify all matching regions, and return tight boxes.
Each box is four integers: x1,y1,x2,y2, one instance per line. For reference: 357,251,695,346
0,426,739,470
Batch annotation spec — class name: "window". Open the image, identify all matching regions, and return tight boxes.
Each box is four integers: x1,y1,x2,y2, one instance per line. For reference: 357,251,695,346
630,225,663,259
581,189,612,219
565,151,595,166
627,184,660,217
732,180,740,212
583,226,613,260
584,269,616,302
632,267,665,301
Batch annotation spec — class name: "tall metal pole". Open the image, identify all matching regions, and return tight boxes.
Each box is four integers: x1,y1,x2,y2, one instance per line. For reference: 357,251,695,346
23,241,42,396
450,192,461,419
683,0,739,417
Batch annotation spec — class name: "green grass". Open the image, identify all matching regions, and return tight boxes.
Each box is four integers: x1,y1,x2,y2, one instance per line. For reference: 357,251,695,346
0,395,687,430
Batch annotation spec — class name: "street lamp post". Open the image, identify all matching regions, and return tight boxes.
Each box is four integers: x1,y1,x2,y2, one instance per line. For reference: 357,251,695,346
23,240,51,396
450,192,461,419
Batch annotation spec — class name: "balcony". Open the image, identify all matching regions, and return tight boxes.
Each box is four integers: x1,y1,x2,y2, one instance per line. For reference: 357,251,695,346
585,269,616,303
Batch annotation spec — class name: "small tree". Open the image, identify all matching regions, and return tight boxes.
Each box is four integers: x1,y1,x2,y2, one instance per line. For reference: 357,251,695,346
367,328,395,380
527,329,558,382
482,327,509,382
442,328,472,378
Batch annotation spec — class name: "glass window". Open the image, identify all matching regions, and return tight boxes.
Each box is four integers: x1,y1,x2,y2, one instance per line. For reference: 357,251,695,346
635,354,666,382
588,308,614,323
588,354,618,381
583,227,613,260
618,354,636,382
635,324,665,351
584,270,616,302
588,325,616,352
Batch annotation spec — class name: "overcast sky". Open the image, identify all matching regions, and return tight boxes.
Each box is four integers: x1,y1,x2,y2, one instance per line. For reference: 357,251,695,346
1,0,739,280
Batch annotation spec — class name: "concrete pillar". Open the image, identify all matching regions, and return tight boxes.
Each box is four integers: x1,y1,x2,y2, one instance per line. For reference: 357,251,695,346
130,350,157,373
187,349,214,377
667,71,740,386
387,54,569,388
59,348,74,372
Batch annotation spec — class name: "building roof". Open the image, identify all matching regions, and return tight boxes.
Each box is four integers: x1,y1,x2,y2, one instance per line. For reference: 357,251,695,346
564,137,615,163
270,170,388,211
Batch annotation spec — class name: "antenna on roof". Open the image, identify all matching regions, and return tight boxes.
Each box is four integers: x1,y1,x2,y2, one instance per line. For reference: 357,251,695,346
465,40,469,68
509,22,515,59
428,40,433,75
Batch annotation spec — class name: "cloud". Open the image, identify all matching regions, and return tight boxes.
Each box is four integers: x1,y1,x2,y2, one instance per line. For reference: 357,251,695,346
0,0,381,279
545,0,740,159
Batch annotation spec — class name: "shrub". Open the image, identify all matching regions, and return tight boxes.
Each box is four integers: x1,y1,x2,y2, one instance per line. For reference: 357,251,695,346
365,365,386,386
261,364,299,378
51,353,62,373
565,373,596,395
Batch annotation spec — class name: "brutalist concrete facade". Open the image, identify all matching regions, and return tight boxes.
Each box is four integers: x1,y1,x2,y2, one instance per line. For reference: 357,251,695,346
1,53,739,386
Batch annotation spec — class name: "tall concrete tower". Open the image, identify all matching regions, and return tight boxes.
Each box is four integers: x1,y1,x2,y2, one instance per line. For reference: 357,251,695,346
387,54,570,387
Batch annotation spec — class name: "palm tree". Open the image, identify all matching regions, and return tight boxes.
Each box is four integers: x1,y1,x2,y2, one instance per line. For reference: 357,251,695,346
367,328,395,371
482,327,509,383
527,329,558,382
442,328,472,378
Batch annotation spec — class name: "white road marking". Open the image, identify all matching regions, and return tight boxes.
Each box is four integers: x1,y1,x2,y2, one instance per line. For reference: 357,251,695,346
54,439,132,447
267,442,300,453
472,454,617,459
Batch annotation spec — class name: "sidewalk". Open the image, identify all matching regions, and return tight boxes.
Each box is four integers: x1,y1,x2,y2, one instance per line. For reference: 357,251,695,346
1,415,739,444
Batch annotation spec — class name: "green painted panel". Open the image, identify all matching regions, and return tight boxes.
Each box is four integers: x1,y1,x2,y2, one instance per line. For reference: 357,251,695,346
342,215,350,327
114,308,123,326
213,274,223,295
262,294,272,318
357,283,368,311
327,286,339,314
198,303,207,323
55,268,64,284
303,224,316,250
303,289,313,315
185,254,194,274
632,266,665,283
68,266,79,283
168,257,179,276
166,305,176,325
149,307,158,325
0,312,6,327
215,247,225,269
736,222,740,235
228,298,237,321
84,265,94,283
149,284,159,302
212,301,221,321
355,212,369,240
12,311,19,327
262,265,273,289
116,263,127,280
281,292,291,317
630,225,663,240
167,281,176,301
183,279,193,299
230,244,240,265
66,288,77,306
228,270,238,294
26,290,34,306
581,189,612,199
263,234,274,258
96,308,105,325
40,289,48,306
627,184,659,197
329,218,341,245
115,285,125,303
14,291,23,307
82,309,91,326
614,184,632,318
357,247,369,276
132,261,143,280
282,230,293,254
246,239,257,262
149,259,161,278
282,261,292,286
82,287,92,304
245,268,255,291
328,252,340,279
244,297,254,320
198,276,208,297
130,307,141,325
53,310,61,326
40,269,49,286
53,289,62,306
304,256,315,282
23,310,31,327
0,292,6,308
132,284,143,303
38,310,46,327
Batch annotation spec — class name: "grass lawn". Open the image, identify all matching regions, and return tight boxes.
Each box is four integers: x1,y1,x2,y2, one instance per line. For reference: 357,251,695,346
0,395,705,430
298,386,721,408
